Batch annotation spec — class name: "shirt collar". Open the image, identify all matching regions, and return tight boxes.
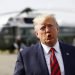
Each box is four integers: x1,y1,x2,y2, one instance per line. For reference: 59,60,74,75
41,40,60,55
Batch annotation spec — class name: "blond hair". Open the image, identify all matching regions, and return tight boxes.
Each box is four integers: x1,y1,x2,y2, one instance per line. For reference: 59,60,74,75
33,14,58,29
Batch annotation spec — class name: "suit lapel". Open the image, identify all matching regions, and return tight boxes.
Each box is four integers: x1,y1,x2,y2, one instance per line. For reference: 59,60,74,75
36,43,49,75
59,42,71,75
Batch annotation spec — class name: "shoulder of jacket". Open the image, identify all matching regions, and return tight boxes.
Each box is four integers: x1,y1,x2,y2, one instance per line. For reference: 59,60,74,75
20,43,40,54
60,41,75,50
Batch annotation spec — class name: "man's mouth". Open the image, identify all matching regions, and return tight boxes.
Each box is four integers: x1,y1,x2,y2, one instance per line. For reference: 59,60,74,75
47,34,52,38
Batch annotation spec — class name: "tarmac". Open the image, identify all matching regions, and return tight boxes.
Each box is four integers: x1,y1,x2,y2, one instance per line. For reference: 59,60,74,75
0,54,17,75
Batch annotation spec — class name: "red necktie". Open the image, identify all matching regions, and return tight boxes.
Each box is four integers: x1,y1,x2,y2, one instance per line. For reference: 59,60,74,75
50,48,61,75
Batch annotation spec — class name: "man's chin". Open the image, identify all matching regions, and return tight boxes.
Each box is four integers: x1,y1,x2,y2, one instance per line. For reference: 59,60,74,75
46,39,55,44
45,40,55,46
47,39,54,42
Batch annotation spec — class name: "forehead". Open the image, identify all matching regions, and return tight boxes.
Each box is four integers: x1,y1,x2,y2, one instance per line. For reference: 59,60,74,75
33,15,57,25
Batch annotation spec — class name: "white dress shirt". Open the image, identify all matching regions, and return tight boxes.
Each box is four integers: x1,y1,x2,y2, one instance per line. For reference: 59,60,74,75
41,41,65,75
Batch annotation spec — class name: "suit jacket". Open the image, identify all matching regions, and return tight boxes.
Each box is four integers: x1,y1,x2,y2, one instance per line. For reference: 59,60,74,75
14,42,75,75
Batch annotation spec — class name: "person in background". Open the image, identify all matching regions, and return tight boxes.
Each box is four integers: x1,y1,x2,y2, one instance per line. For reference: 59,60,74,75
13,36,25,51
14,14,75,75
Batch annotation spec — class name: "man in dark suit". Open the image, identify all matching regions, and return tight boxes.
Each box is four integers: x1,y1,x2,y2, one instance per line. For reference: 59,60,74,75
14,14,75,75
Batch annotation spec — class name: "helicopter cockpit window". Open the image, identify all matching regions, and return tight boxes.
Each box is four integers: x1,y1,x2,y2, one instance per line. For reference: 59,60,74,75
23,17,34,24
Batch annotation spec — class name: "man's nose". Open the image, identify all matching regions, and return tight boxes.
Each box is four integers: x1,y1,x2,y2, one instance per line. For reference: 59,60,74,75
46,27,50,32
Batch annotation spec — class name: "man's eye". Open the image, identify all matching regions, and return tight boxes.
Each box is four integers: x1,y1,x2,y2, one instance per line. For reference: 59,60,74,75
40,27,45,30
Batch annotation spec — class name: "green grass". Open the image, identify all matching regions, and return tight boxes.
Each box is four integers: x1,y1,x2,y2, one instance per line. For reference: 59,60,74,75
0,49,18,54
0,50,9,54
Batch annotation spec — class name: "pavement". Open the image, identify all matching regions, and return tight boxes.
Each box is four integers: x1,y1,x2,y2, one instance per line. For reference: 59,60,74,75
0,54,17,75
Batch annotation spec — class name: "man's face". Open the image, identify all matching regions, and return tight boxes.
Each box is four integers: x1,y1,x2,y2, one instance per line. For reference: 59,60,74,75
35,17,59,47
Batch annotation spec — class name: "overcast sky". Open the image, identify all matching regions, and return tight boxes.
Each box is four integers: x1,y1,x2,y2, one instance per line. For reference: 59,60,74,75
0,0,75,28
0,0,75,13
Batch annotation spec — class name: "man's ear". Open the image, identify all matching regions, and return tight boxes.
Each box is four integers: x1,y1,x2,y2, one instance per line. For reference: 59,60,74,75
34,31,39,38
57,26,59,33
34,30,37,36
